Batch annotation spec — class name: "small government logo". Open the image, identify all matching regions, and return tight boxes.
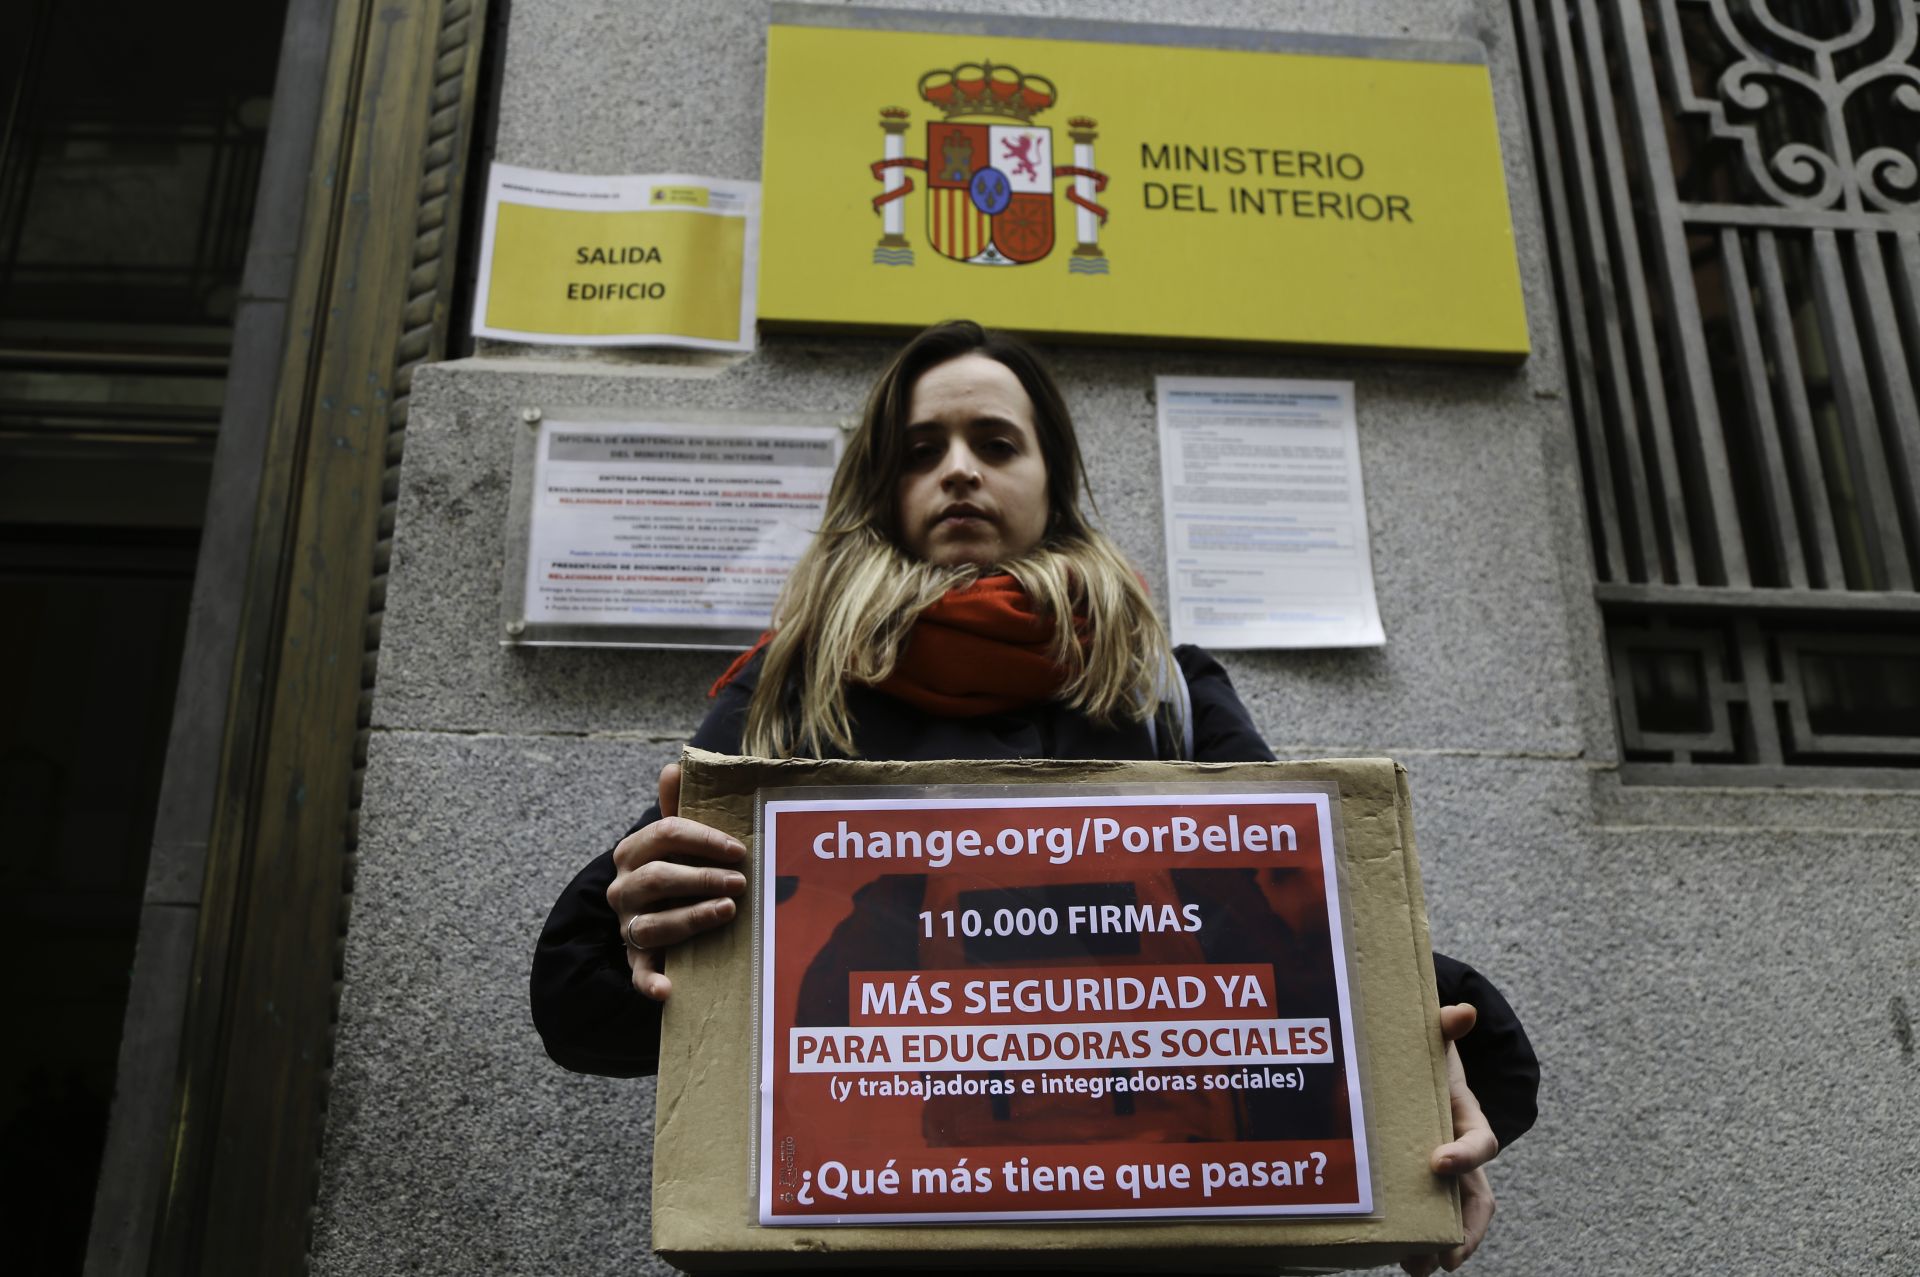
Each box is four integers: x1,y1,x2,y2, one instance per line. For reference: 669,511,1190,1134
870,60,1110,273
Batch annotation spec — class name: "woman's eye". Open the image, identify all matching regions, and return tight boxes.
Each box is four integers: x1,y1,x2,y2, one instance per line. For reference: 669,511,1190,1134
981,438,1017,458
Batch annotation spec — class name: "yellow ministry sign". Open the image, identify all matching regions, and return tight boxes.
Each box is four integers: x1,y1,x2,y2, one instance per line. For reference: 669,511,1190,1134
472,167,760,351
759,7,1529,360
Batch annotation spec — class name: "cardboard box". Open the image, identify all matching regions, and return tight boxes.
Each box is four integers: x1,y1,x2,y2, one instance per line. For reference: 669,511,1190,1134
654,750,1460,1272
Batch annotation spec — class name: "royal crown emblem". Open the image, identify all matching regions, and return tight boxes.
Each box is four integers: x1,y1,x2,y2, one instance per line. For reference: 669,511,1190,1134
869,60,1110,273
918,62,1057,122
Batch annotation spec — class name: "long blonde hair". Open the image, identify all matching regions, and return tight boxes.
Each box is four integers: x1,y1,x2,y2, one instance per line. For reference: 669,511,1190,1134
742,322,1173,758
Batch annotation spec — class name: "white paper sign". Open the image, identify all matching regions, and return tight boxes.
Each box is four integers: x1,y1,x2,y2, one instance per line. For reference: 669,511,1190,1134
523,419,841,630
1156,377,1385,650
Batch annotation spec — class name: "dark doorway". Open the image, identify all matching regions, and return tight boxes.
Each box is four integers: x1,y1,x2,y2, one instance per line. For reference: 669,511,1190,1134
0,0,290,1268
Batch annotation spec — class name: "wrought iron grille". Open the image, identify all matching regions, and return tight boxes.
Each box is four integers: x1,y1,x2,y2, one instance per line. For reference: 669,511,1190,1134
1515,0,1920,780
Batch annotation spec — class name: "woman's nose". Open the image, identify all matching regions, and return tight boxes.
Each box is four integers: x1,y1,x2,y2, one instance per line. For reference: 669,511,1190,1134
938,443,981,487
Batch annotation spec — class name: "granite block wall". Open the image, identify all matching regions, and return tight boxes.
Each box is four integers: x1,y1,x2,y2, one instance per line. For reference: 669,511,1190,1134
309,2,1920,1273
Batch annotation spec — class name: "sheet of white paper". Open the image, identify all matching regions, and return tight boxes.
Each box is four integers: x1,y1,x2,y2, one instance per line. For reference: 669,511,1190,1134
1156,377,1385,650
523,419,841,629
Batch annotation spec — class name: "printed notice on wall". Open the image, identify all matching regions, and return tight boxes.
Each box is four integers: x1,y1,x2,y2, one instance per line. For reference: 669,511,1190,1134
1156,377,1385,650
519,416,840,636
755,787,1371,1224
472,164,759,350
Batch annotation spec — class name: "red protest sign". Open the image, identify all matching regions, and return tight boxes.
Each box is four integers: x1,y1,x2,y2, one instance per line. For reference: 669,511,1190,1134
755,788,1371,1224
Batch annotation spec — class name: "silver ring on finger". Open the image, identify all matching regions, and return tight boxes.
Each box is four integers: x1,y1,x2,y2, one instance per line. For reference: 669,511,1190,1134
624,913,649,952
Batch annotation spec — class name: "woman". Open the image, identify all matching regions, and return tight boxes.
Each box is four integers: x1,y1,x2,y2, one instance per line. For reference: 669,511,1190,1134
532,321,1536,1275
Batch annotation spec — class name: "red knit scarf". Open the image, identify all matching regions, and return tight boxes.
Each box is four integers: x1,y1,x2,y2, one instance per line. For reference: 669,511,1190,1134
709,575,1087,716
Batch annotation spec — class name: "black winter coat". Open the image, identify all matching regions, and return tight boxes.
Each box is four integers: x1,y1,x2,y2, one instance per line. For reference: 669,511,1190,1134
530,646,1539,1149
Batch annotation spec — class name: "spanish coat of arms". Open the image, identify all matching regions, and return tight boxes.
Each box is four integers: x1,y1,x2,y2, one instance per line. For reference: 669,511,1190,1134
869,60,1110,273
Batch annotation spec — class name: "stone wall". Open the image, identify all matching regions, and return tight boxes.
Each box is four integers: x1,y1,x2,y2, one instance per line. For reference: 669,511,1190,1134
309,2,1920,1273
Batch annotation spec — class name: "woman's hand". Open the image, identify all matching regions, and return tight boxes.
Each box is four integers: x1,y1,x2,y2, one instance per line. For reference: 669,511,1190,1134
606,763,748,1002
1402,1003,1501,1276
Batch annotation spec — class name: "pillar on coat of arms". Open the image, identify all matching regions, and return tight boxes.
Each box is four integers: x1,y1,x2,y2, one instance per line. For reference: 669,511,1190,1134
1067,118,1108,274
875,108,914,265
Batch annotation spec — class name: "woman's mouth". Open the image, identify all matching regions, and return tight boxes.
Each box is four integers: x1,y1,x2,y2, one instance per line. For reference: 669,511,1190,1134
935,505,991,529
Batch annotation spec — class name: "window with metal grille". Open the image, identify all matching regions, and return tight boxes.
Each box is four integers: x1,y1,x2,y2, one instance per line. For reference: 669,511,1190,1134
1513,0,1920,783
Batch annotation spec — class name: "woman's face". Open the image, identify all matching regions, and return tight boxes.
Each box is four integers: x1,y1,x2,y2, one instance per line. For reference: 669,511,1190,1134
895,353,1051,568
